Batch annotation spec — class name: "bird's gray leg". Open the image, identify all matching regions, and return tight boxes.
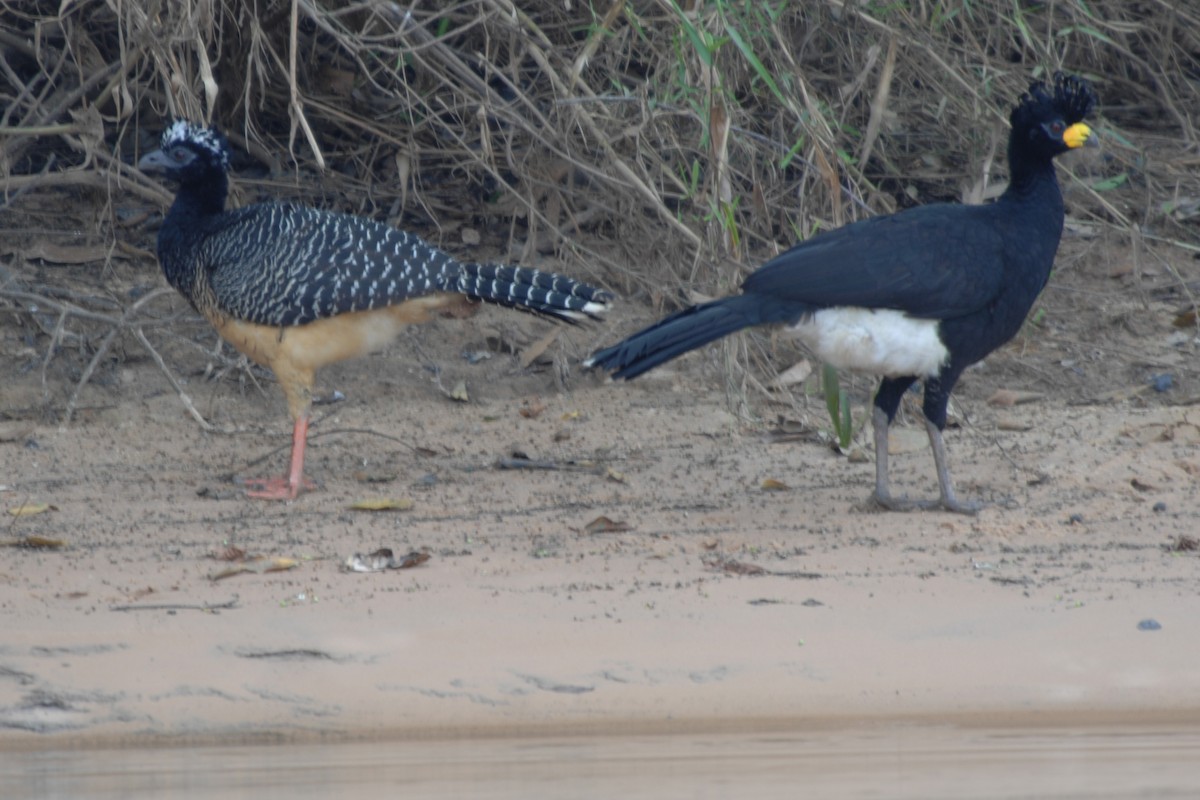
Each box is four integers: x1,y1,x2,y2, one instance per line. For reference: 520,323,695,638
871,406,901,508
924,417,981,515
871,406,979,514
870,406,928,511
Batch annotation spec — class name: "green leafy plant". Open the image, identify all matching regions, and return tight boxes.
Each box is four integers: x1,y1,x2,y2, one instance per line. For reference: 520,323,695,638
822,363,855,452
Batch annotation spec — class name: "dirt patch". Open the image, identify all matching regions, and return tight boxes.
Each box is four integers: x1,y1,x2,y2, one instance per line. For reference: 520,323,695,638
2,217,1199,744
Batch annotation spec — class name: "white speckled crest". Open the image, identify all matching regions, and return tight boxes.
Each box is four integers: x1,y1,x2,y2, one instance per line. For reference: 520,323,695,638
161,120,229,169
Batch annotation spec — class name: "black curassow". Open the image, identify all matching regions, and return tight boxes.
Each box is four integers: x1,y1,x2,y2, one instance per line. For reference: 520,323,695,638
140,121,611,500
587,73,1097,514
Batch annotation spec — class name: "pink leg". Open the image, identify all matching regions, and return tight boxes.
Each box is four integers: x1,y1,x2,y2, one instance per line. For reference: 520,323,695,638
241,415,317,500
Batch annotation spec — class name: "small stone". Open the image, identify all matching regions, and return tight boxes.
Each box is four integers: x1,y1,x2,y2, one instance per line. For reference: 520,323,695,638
1137,619,1162,632
1150,373,1174,393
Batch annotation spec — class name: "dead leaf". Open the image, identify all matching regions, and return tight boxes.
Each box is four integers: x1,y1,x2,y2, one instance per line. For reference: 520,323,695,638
1170,535,1198,552
710,558,768,576
583,515,633,534
774,360,813,387
520,329,560,369
209,557,299,581
987,389,1044,407
349,497,415,512
519,399,547,418
449,380,469,402
352,469,399,484
216,545,247,561
995,415,1033,432
761,478,789,491
344,548,431,572
605,467,628,484
0,535,66,549
7,503,54,517
461,227,481,245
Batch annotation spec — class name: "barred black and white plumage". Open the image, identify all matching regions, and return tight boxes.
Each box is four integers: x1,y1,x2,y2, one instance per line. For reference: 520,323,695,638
166,201,610,328
141,121,609,328
138,120,613,500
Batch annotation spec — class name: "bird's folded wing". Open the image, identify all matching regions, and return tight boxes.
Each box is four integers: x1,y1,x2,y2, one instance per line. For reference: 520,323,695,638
743,204,1007,320
203,204,450,327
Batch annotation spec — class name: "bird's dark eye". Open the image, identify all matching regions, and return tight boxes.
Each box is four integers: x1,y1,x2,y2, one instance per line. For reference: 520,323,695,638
171,146,191,162
1048,120,1065,136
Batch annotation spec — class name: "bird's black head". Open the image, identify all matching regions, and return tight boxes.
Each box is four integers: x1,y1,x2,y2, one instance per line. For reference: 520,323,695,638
139,121,231,216
138,120,230,185
1009,72,1098,161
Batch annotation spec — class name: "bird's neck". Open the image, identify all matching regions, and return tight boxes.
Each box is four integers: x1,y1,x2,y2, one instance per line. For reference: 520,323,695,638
169,170,229,221
1002,142,1061,202
156,169,229,296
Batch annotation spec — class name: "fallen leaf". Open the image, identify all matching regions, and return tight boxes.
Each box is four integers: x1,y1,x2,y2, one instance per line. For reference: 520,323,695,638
519,399,547,418
344,548,431,572
349,497,415,512
449,380,469,402
216,545,247,561
0,535,66,549
7,503,53,517
352,469,399,484
605,467,628,484
774,359,813,387
583,515,633,534
1170,535,1198,552
761,478,789,491
520,328,560,369
209,556,300,581
711,558,768,576
987,389,1044,407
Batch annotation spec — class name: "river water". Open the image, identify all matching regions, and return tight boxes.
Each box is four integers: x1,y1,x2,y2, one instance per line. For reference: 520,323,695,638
3,723,1198,798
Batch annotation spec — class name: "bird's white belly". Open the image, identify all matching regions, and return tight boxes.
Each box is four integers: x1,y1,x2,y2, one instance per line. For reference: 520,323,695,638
788,307,947,378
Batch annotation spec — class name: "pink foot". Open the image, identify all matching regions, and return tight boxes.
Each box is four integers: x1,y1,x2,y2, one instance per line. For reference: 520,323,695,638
238,475,318,501
239,415,314,501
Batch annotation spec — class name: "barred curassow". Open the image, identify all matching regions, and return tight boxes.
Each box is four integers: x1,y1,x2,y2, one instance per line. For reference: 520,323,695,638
139,121,612,500
587,74,1097,514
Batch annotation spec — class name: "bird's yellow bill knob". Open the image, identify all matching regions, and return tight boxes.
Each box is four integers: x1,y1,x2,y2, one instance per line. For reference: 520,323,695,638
1063,122,1095,149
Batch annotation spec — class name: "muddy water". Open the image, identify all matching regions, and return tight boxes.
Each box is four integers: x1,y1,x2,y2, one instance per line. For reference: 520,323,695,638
3,724,1199,799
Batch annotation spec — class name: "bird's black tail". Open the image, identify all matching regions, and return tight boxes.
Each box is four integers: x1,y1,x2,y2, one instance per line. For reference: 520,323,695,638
447,264,612,322
585,294,776,380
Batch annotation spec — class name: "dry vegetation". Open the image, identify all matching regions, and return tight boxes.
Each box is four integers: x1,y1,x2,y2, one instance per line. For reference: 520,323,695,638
1,0,1198,420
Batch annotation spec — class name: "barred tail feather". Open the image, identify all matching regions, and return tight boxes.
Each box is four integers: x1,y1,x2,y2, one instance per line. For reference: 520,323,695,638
446,263,612,322
584,295,765,380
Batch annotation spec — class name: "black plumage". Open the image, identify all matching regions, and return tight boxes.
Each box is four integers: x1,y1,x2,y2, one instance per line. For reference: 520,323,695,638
587,73,1098,514
139,120,612,500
